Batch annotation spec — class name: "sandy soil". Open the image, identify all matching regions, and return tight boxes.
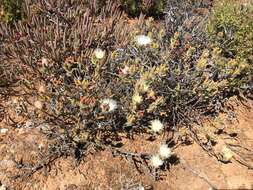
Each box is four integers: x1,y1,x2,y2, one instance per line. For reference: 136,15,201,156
1,1,253,189
0,99,252,190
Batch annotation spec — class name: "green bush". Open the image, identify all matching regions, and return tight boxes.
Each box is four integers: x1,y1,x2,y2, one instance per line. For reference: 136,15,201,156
207,0,253,94
207,0,253,62
0,0,24,22
0,1,222,151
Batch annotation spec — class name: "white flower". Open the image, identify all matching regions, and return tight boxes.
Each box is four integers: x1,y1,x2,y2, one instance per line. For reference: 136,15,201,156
34,100,43,109
94,48,106,59
132,93,143,104
159,143,172,159
100,98,118,113
150,154,163,168
135,35,152,46
149,119,164,133
41,58,48,66
0,184,7,190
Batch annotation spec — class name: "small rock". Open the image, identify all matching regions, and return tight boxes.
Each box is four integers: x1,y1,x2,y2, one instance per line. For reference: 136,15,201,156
220,146,233,163
34,100,43,109
0,128,8,134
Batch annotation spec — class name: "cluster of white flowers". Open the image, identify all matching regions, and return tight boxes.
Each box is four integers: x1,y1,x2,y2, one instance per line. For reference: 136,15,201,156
94,48,106,59
149,119,164,133
100,98,118,113
135,35,152,46
150,143,172,168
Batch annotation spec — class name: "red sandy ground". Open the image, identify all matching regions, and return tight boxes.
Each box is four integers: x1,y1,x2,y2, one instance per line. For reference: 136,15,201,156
0,99,252,190
0,1,253,189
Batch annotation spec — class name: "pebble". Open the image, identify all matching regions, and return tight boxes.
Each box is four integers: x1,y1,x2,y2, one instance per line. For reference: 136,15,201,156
0,128,8,134
220,146,233,163
34,100,43,109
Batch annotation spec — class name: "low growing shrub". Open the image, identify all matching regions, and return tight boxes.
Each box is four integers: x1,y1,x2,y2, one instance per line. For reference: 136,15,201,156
207,0,253,94
0,0,252,178
207,0,253,62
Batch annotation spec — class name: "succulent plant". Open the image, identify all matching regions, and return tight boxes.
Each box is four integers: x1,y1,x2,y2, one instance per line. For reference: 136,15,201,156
0,0,252,179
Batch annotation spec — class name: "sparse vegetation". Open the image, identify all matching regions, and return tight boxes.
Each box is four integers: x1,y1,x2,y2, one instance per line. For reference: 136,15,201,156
207,0,253,94
207,0,253,62
0,0,252,186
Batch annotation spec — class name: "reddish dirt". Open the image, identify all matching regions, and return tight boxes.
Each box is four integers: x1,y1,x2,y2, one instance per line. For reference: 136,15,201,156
1,1,253,190
0,99,253,190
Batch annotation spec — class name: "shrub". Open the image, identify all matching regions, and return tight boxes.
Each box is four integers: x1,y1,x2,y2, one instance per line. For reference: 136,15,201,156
0,0,252,178
207,0,253,94
1,0,212,152
0,0,24,22
120,0,165,16
164,0,213,37
207,0,253,62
